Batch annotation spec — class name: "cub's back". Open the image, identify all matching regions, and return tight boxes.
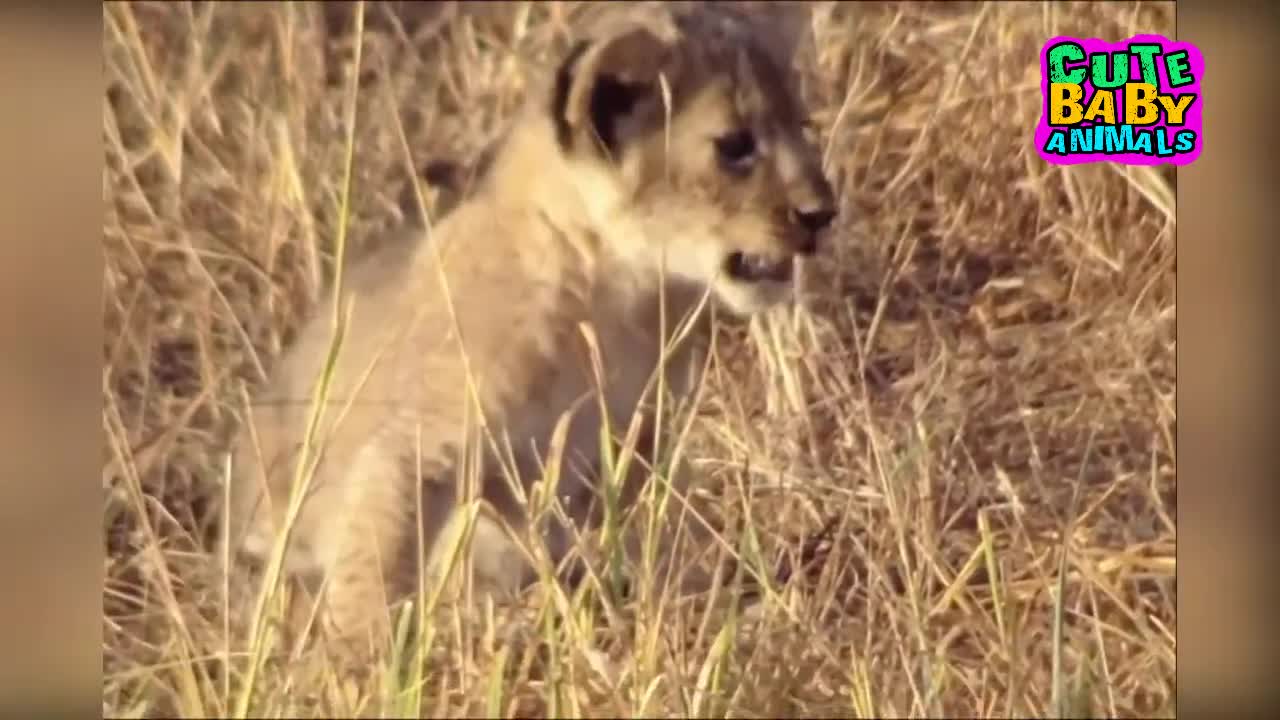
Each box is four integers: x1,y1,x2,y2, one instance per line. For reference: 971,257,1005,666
223,197,596,567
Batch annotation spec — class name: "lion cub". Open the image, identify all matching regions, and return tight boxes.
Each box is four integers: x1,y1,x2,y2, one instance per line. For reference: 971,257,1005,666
222,2,836,650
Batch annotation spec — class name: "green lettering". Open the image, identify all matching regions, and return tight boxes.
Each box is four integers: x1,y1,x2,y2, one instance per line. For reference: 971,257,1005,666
1129,43,1162,87
1090,51,1129,89
1165,50,1194,88
1048,42,1086,85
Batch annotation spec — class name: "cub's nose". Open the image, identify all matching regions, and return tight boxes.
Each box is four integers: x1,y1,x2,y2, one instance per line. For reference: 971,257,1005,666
788,206,837,255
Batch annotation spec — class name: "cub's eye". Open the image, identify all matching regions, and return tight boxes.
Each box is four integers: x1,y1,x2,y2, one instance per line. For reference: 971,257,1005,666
714,129,757,173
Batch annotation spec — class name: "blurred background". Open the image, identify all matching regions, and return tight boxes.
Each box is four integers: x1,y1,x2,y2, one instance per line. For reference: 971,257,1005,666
0,4,100,717
1176,1,1277,715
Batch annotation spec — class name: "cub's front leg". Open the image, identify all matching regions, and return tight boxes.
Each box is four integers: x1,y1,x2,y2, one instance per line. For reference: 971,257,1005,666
315,436,455,657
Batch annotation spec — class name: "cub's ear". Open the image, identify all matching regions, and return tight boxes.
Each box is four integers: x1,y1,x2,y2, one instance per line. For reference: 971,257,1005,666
551,14,680,159
742,1,812,68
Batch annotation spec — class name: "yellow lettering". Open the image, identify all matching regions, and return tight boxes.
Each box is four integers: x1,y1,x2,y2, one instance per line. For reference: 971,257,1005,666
1156,94,1195,125
1124,83,1159,125
1082,90,1116,125
1049,83,1084,125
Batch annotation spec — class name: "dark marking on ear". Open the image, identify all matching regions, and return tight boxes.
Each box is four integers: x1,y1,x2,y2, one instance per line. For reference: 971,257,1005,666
588,74,642,157
552,37,649,159
552,40,592,152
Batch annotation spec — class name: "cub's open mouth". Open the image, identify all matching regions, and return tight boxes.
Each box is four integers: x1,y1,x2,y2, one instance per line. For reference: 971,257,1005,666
724,251,793,283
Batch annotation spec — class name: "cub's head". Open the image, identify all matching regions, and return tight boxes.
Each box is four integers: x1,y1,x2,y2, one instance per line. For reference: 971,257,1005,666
551,2,836,316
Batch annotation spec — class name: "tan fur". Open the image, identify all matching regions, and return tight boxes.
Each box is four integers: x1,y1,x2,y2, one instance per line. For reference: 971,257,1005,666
221,1,836,653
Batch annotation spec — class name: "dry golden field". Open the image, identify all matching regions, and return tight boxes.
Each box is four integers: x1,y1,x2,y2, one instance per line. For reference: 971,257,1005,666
103,2,1176,717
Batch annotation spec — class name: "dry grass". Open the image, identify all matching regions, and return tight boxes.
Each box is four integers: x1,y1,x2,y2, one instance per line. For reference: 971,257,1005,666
102,1,1176,717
